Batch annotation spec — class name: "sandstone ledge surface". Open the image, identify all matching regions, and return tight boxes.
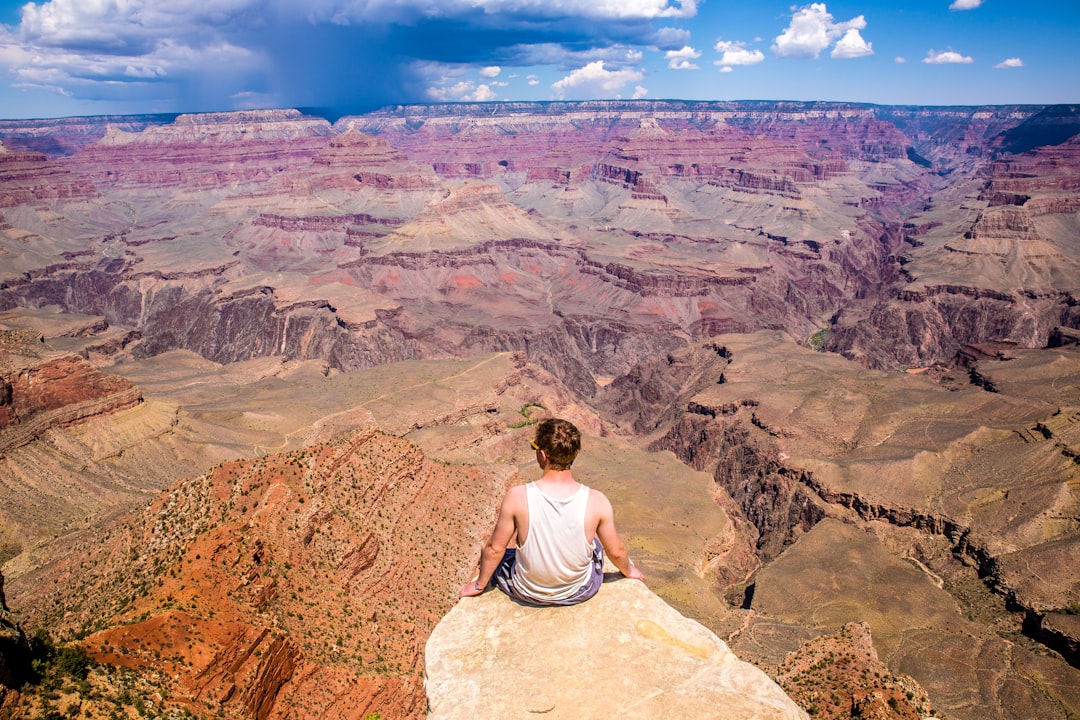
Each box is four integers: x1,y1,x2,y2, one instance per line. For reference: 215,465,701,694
425,578,807,720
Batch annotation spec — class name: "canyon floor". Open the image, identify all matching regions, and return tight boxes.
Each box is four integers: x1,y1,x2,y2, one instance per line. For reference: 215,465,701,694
1,101,1079,719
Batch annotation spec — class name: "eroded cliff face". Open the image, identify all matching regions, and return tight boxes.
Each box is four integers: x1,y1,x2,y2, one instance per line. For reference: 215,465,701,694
2,101,1080,720
0,329,146,559
645,332,1080,719
6,101,1073,389
6,422,512,720
0,143,97,207
652,413,829,563
824,126,1080,369
0,330,142,445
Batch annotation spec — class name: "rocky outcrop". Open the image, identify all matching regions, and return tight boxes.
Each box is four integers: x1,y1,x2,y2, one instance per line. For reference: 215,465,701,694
309,129,438,191
426,579,807,719
596,341,732,435
774,622,939,719
0,569,30,717
0,142,97,206
0,114,176,158
655,332,1080,709
652,415,829,562
13,100,1050,381
353,100,1044,169
7,424,513,720
58,109,333,190
4,100,1079,720
825,121,1080,369
0,330,142,454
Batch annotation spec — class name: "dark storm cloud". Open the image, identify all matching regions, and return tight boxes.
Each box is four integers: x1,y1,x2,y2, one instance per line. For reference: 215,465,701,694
0,0,694,114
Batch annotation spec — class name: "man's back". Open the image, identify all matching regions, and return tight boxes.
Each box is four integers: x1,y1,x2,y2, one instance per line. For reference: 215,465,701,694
459,418,644,606
512,481,595,601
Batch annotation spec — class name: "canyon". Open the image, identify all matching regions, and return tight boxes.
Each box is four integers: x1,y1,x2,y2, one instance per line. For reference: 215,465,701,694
0,100,1078,719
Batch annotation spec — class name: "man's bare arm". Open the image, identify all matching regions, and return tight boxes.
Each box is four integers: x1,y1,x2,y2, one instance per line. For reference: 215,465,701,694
460,486,523,597
592,490,644,581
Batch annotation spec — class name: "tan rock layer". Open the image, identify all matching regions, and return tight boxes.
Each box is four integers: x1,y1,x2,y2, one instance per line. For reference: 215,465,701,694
426,579,808,720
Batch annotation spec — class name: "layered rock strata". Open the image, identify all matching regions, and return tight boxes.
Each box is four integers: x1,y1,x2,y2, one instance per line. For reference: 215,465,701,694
650,331,1080,718
1,101,1079,720
6,423,512,720
0,328,142,454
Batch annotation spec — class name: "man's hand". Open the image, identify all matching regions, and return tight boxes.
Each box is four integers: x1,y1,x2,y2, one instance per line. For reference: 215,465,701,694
623,564,645,581
459,580,485,597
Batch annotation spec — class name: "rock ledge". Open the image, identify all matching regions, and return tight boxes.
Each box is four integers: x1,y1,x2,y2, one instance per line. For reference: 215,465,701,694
425,578,807,719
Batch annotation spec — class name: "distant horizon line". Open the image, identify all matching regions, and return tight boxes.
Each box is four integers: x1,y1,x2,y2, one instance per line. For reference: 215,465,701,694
1,98,1078,125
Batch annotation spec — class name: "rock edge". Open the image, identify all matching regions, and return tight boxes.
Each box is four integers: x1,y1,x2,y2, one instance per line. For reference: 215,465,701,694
425,578,807,719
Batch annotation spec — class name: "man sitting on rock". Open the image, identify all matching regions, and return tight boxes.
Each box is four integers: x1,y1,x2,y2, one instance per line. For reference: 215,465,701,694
460,417,644,606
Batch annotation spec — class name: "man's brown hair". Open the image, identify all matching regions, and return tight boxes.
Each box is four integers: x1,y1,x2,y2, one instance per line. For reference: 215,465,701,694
533,418,581,470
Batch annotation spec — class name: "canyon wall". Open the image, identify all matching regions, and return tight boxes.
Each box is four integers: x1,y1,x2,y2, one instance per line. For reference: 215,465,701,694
1,101,1079,719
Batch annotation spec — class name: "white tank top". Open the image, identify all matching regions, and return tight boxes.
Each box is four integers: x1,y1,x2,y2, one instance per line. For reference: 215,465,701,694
512,482,593,602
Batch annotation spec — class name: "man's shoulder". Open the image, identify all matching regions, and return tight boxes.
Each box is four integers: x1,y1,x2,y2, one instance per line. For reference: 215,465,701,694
586,487,614,511
504,483,528,507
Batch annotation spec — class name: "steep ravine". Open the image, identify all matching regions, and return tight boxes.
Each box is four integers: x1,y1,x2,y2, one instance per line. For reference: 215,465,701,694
0,214,895,396
652,409,1079,669
0,266,673,399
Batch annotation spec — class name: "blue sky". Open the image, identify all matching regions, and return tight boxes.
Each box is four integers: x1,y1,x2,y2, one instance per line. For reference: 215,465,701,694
0,0,1077,119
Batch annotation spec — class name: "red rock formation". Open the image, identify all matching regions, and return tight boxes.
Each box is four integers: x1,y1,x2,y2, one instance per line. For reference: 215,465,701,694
0,329,142,453
0,143,97,207
0,114,176,158
58,110,333,191
652,414,829,562
3,100,1079,719
7,425,511,719
775,622,938,720
308,129,438,191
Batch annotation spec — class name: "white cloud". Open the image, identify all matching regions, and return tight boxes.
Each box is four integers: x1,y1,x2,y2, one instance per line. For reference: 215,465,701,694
19,0,258,51
461,0,696,20
923,49,974,64
231,89,282,109
310,0,697,22
665,45,701,70
895,56,907,64
654,26,691,49
472,83,497,100
2,0,696,112
0,0,267,108
426,79,498,101
514,42,647,69
2,26,258,96
994,57,1024,69
632,85,648,99
412,60,467,84
527,74,539,85
831,28,872,59
772,3,871,60
713,39,765,68
949,0,983,10
551,60,644,99
124,64,167,79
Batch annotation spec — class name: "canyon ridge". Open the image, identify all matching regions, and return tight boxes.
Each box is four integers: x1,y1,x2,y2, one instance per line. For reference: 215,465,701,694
0,100,1078,719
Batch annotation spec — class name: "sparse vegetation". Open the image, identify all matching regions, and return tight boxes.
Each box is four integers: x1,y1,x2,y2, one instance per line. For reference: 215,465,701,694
807,327,830,352
507,402,546,428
